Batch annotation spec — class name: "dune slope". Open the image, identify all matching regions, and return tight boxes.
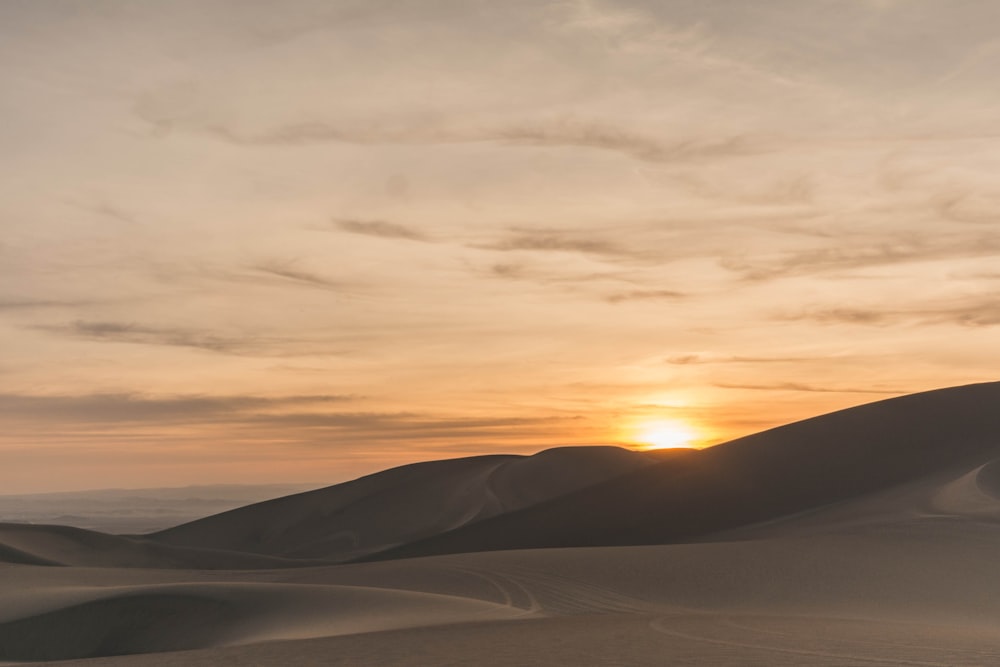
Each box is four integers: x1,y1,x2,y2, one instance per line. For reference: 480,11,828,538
151,446,657,561
0,523,320,569
0,581,523,662
366,382,1000,560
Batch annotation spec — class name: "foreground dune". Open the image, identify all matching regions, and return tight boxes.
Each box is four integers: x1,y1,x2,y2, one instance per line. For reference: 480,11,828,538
0,523,322,569
5,382,1000,665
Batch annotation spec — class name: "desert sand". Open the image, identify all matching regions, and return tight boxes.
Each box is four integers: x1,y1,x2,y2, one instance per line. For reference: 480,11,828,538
5,382,1000,665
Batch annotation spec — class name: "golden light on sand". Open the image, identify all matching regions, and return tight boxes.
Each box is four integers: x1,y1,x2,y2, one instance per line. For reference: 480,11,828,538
633,419,700,450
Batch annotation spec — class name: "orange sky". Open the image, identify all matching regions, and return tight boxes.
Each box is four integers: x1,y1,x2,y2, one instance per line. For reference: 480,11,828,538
3,0,1000,492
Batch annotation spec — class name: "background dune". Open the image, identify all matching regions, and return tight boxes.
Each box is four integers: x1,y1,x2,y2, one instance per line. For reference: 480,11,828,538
0,524,321,569
152,446,661,562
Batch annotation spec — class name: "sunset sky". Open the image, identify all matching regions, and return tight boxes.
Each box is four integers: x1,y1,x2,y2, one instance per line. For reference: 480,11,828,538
4,0,1000,492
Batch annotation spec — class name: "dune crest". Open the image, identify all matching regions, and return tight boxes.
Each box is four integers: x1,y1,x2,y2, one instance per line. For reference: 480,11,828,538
150,446,659,562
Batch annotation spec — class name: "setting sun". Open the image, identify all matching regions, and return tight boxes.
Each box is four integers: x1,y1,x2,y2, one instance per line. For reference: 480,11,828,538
634,420,700,450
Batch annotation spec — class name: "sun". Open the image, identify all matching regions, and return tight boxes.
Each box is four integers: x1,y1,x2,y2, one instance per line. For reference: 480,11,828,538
633,419,699,450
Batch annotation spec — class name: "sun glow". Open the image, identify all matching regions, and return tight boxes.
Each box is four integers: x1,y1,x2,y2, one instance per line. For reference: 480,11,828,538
633,419,700,450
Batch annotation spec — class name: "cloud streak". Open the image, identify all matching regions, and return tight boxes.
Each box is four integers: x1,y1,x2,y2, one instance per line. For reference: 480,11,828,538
333,218,427,241
0,392,574,453
32,321,341,357
249,260,343,289
0,393,354,424
605,289,685,304
714,382,903,395
493,118,756,163
781,295,1000,328
147,113,758,165
665,354,822,365
0,299,93,310
483,232,628,258
722,234,1000,281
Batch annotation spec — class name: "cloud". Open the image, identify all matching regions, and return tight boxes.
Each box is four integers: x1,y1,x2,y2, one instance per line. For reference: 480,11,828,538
781,295,1000,328
32,321,340,357
485,262,635,289
722,234,1000,281
187,261,354,295
493,118,756,163
0,299,92,310
63,199,142,226
714,381,902,394
0,393,353,424
935,191,1000,225
144,102,756,165
255,411,573,441
0,392,573,452
490,263,526,279
333,218,427,241
665,354,820,365
483,232,628,258
249,260,342,288
605,289,685,304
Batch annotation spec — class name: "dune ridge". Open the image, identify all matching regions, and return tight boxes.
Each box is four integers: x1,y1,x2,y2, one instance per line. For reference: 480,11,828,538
364,382,1000,560
0,523,325,570
151,446,659,562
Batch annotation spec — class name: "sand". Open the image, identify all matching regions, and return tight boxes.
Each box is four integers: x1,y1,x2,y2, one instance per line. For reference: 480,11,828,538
5,382,1000,665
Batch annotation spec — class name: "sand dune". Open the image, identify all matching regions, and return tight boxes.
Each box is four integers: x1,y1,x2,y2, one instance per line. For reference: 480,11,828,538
0,523,319,569
9,510,1000,664
367,382,1000,560
7,382,1000,665
0,580,523,662
151,446,658,562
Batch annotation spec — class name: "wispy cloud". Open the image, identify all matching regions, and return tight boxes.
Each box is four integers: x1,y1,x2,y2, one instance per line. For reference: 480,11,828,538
714,381,903,394
605,289,685,304
783,296,1000,328
249,260,342,289
494,118,756,163
483,232,628,258
32,321,342,357
0,392,573,451
0,299,93,310
665,354,821,365
158,114,759,165
254,411,574,442
333,218,427,241
0,393,353,424
722,234,1000,281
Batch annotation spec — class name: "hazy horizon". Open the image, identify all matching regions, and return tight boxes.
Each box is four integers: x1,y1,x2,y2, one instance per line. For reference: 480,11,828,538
5,0,1000,493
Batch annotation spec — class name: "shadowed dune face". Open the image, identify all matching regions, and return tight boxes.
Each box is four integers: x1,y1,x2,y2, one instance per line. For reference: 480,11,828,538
0,594,236,661
0,582,524,662
0,523,325,569
150,446,658,562
365,382,1000,561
